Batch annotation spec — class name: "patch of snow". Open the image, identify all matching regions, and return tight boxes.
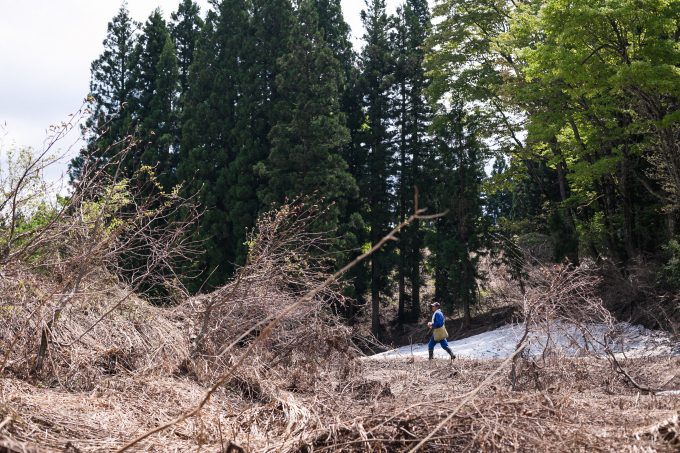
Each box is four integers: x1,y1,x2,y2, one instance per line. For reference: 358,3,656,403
369,321,680,360
657,390,680,396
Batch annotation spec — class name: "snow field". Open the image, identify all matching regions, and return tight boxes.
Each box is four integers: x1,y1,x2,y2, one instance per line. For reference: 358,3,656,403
370,321,680,360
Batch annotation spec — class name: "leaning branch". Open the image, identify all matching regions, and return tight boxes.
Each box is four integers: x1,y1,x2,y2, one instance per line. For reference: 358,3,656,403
605,348,660,394
407,339,529,453
115,206,446,452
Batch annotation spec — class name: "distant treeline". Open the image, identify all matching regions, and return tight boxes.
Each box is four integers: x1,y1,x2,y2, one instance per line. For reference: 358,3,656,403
71,0,680,332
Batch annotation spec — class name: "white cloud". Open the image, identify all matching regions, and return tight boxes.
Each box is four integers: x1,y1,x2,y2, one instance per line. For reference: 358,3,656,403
0,1,212,153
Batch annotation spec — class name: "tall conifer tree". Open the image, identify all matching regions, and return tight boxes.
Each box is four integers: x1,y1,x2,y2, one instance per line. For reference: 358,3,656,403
259,0,357,233
133,9,180,190
170,0,203,97
177,2,248,287
178,0,296,284
428,111,486,327
393,0,431,323
310,0,369,307
358,0,395,335
71,3,138,180
223,0,295,267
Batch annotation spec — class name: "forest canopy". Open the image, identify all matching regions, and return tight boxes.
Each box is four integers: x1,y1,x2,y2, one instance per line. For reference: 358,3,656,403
69,0,680,333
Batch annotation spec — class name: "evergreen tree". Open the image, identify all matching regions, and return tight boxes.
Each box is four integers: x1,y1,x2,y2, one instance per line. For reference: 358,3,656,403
223,0,295,267
170,0,204,97
358,0,395,335
132,9,179,190
427,111,486,327
177,2,247,288
309,0,362,184
170,0,204,197
392,0,431,323
310,0,369,308
71,3,139,181
259,0,357,234
311,0,354,73
178,0,296,286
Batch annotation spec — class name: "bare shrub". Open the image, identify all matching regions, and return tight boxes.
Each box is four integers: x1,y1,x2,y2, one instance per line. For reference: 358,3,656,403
0,131,199,387
484,261,615,390
179,201,357,384
599,258,680,336
0,121,370,451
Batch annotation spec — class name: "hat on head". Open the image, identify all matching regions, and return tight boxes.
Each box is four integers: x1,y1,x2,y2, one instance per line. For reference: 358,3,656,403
430,302,440,308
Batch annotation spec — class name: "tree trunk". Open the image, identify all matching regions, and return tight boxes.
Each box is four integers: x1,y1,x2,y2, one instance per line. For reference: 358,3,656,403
462,248,473,327
371,252,380,336
410,219,421,321
620,154,637,260
397,80,407,324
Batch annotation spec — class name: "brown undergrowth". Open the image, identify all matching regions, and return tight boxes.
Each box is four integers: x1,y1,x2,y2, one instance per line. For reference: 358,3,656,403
2,355,680,452
2,224,680,452
1,142,679,451
2,259,679,452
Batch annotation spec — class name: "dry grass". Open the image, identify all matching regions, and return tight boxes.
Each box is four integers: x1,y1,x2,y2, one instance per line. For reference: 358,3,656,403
0,267,189,391
1,355,680,452
0,200,364,452
302,357,680,452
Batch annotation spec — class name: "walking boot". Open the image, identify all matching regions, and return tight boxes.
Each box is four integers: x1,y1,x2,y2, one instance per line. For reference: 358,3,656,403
428,349,434,360
444,347,456,361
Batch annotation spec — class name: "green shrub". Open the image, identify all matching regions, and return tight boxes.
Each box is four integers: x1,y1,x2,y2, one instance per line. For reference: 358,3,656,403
660,238,680,289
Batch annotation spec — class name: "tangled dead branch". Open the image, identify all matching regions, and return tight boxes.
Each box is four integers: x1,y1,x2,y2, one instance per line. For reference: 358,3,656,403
0,131,199,386
1,128,678,452
115,200,444,452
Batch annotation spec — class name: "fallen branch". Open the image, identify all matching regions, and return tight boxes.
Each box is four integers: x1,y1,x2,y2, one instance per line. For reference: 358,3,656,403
605,347,660,394
406,339,528,453
115,206,445,452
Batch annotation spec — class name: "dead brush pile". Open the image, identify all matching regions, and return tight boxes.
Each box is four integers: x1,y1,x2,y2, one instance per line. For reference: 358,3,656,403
0,267,189,390
0,149,363,452
179,202,356,384
296,263,680,452
3,200,678,453
0,151,197,390
301,356,680,452
164,203,364,451
1,137,679,452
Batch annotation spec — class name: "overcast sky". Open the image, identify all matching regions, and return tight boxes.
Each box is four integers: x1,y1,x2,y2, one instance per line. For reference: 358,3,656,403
0,0,397,175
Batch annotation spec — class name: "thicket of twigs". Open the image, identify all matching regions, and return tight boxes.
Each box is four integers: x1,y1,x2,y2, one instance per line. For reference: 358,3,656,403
1,128,679,452
179,202,355,384
0,131,364,451
0,127,199,389
598,259,680,336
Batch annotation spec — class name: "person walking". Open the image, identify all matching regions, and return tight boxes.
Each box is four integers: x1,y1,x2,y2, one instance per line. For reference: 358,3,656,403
427,302,456,360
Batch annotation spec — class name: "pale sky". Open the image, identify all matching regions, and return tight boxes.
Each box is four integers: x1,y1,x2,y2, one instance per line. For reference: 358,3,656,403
0,0,394,172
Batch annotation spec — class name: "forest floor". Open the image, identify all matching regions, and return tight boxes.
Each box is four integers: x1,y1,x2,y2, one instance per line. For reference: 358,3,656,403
339,355,680,452
2,223,680,452
2,353,680,452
